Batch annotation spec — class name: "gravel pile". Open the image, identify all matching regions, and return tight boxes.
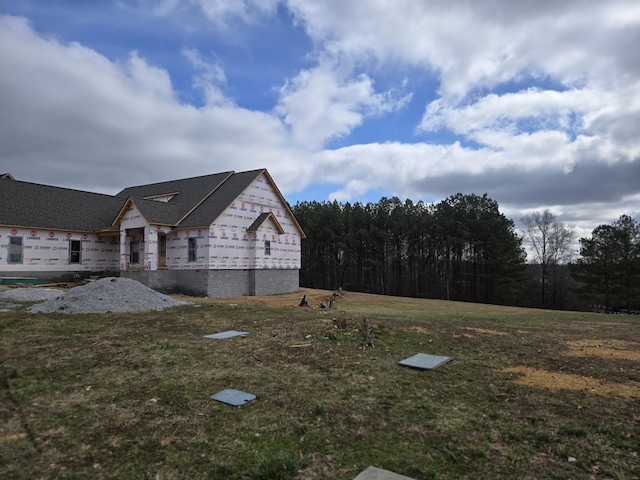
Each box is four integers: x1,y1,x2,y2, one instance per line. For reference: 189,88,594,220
0,287,63,302
23,277,191,314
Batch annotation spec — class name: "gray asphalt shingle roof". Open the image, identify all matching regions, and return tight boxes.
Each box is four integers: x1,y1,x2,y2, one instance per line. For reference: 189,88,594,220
116,171,234,225
179,169,263,228
1,169,304,236
0,177,124,231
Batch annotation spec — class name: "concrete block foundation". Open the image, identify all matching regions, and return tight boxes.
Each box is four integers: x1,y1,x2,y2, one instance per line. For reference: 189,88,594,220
122,269,299,298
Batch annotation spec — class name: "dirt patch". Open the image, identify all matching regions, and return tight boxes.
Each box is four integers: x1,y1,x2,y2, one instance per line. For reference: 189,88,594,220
406,326,434,335
566,339,640,362
176,288,336,308
465,327,509,336
502,366,639,399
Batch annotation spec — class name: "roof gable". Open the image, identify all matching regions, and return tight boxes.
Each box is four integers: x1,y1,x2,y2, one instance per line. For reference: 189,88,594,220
247,212,285,234
179,169,306,239
260,169,306,239
116,171,233,225
112,197,180,227
179,169,264,228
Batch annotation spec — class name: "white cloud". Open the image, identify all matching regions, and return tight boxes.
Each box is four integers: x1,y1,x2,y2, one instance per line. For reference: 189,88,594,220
275,61,411,149
420,88,598,136
329,179,369,202
197,0,279,22
280,0,640,214
155,0,279,24
286,0,640,98
124,51,176,102
0,15,304,194
182,48,231,106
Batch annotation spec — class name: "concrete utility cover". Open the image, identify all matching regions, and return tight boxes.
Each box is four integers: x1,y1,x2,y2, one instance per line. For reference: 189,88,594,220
203,330,249,339
398,353,452,370
210,389,256,407
353,466,416,480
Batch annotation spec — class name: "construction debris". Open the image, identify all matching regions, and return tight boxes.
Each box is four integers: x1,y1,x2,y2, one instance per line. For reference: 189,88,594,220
298,294,309,307
362,317,374,347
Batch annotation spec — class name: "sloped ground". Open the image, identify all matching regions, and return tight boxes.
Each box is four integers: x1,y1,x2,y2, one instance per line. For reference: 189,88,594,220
206,288,640,398
1,285,638,478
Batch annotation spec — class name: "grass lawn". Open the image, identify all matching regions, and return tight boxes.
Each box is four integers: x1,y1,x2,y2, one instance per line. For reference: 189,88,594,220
1,288,639,479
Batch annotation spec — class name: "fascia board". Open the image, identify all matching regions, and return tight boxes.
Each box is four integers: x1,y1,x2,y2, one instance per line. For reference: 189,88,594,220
246,212,285,234
111,198,153,227
260,169,306,239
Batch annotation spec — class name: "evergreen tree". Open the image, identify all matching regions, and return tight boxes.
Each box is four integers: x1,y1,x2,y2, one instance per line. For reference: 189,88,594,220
571,215,640,312
293,193,526,305
434,193,526,304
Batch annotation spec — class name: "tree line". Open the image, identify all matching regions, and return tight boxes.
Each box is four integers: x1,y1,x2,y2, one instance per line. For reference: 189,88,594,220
292,194,526,306
292,195,640,312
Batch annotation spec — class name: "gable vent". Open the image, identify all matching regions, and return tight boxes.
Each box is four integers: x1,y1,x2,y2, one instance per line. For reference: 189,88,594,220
144,192,178,203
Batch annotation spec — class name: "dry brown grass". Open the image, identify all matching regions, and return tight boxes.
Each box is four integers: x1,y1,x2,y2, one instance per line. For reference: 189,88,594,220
566,339,640,362
502,366,640,399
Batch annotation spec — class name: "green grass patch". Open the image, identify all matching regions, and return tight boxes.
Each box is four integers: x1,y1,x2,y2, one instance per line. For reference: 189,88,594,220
1,292,639,479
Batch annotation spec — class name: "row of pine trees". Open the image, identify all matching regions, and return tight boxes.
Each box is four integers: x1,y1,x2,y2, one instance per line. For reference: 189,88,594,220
292,196,640,312
292,194,525,306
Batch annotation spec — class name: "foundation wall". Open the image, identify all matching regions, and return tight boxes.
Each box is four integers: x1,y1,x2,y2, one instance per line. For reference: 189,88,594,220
121,268,299,298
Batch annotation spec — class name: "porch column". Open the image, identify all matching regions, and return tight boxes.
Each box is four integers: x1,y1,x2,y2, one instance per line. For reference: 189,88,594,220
119,229,128,271
146,226,158,271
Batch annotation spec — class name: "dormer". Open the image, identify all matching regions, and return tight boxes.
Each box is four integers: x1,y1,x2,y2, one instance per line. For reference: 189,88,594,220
144,192,179,203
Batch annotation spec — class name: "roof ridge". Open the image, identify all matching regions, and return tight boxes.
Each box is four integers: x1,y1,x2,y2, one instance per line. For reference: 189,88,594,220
0,176,123,198
123,170,235,190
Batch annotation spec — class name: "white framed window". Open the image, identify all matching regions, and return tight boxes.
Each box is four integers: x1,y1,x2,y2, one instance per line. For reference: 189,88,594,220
264,240,271,256
8,236,23,264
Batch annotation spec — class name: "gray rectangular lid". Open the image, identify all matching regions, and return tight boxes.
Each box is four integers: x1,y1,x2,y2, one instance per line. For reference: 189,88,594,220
210,389,256,407
398,353,452,370
203,330,249,339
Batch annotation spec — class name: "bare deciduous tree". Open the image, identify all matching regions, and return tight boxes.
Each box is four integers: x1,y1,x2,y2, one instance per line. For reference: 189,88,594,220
521,210,575,307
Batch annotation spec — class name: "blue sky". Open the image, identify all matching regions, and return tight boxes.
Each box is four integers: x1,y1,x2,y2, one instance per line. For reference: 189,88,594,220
1,0,639,247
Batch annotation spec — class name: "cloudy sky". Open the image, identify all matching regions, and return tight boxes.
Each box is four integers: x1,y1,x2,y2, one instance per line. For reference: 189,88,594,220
1,0,639,243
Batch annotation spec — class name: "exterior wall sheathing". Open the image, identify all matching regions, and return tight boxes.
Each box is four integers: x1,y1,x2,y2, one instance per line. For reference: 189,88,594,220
0,226,119,281
2,173,302,296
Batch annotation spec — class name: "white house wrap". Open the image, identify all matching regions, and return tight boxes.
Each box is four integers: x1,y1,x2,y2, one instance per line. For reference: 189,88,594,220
0,169,305,297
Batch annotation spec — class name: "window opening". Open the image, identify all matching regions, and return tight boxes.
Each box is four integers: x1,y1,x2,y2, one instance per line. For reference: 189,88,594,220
188,237,197,262
158,235,167,267
8,236,23,264
264,240,271,256
69,239,82,263
130,240,142,264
